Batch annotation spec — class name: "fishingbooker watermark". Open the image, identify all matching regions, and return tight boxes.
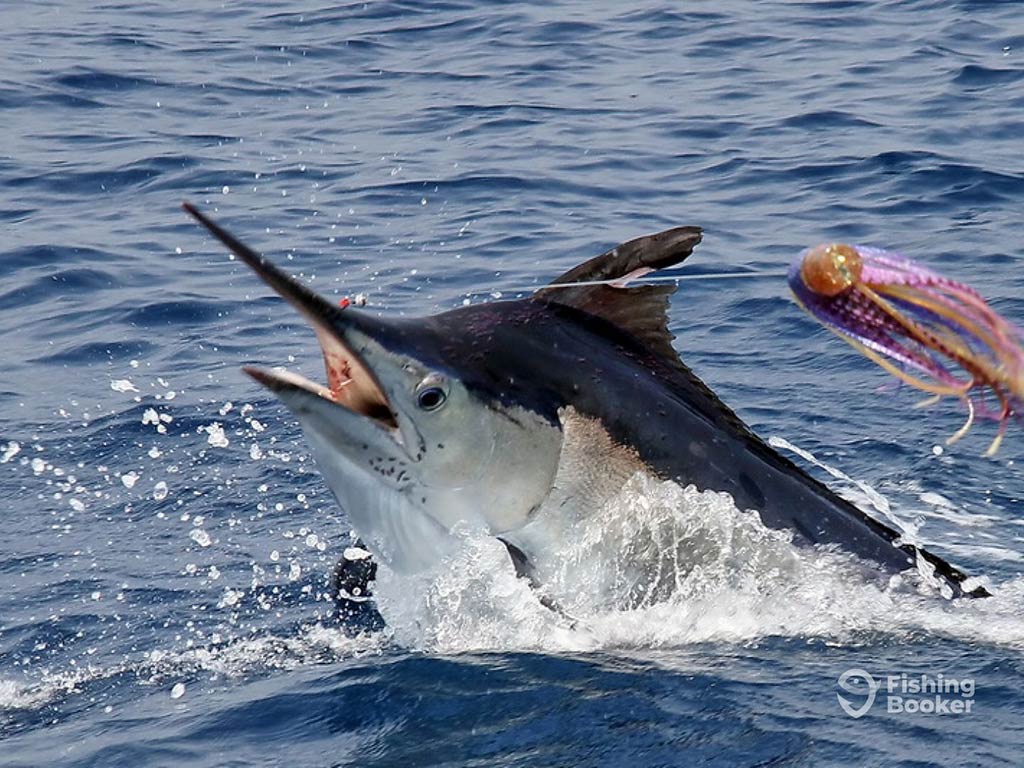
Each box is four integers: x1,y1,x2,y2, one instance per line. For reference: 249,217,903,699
836,668,975,718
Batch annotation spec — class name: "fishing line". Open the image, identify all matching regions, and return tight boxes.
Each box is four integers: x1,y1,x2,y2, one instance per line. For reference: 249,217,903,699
467,269,789,297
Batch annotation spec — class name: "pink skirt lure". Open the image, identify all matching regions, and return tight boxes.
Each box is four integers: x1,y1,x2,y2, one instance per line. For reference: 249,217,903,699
789,243,1023,455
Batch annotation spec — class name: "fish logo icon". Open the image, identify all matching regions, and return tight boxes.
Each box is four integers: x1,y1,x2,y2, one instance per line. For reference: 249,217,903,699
837,668,878,718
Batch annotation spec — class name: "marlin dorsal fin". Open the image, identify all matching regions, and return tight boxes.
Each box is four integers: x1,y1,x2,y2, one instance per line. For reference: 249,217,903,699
535,226,702,364
545,226,703,287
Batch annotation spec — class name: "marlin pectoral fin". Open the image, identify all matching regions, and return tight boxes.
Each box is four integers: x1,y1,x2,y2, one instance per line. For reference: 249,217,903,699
499,537,577,621
499,537,538,586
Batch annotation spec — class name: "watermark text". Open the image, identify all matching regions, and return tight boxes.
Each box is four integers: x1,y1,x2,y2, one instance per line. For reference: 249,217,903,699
837,668,975,718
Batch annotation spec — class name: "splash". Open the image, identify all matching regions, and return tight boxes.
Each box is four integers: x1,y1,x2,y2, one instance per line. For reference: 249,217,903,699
0,624,388,713
374,472,1024,654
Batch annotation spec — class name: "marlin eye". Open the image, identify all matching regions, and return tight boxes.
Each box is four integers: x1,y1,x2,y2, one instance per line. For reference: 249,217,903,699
416,385,447,411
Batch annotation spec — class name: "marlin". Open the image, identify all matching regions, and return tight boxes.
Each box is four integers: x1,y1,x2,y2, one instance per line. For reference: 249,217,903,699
184,203,987,601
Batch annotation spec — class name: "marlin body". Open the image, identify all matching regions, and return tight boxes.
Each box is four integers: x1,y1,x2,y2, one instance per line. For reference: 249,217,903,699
185,204,986,600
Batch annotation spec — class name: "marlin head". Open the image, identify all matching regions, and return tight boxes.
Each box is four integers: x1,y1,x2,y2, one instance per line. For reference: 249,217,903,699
183,203,576,573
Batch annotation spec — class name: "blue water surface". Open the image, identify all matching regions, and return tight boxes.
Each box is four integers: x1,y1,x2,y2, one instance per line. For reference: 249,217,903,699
3,1,1024,766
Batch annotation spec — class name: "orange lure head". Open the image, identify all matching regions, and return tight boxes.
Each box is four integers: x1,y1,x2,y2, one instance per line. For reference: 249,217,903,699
799,243,863,297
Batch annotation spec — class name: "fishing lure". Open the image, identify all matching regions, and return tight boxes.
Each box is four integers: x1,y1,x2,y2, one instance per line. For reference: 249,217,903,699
790,243,1023,455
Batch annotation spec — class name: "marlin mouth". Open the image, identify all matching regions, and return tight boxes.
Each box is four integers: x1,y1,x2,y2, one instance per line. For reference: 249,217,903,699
182,202,400,438
243,341,399,434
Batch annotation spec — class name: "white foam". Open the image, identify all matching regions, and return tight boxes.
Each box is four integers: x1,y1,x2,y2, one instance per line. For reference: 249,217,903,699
200,422,229,448
1,441,21,463
0,678,52,710
0,624,387,712
374,473,1024,653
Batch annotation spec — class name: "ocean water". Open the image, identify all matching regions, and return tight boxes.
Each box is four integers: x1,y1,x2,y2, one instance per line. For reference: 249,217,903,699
3,1,1024,765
